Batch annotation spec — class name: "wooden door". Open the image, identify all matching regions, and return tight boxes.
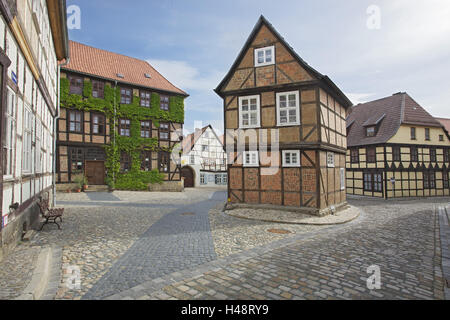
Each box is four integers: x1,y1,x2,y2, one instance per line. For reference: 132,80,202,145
181,167,194,188
85,161,105,185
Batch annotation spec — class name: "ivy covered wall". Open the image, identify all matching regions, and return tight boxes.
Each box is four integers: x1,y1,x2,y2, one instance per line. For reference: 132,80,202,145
60,77,185,190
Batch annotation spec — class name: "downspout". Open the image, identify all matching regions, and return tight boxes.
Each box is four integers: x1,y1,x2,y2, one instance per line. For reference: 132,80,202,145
52,58,70,206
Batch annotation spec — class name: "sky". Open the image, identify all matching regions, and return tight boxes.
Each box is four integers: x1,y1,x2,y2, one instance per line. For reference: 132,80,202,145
67,0,450,135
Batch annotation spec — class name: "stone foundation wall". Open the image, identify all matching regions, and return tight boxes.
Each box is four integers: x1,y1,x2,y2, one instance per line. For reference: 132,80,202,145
148,181,184,192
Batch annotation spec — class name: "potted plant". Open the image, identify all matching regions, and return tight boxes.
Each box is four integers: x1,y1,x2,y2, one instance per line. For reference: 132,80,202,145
82,175,89,191
73,175,83,193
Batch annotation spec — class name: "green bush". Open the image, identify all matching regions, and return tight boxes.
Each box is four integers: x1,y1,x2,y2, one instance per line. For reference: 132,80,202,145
114,170,164,191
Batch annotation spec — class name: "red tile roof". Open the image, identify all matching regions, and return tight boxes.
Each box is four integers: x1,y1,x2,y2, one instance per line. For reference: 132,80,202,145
63,41,187,96
347,92,443,147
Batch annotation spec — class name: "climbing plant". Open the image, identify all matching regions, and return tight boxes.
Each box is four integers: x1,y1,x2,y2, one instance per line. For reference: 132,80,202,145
60,77,185,189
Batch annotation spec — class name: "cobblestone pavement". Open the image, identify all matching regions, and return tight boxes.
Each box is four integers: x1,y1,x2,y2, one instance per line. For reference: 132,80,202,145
30,205,171,300
83,192,226,299
109,198,448,300
0,244,41,299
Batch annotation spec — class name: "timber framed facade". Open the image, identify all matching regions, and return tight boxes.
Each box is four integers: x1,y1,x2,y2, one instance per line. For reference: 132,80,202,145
346,92,450,198
215,16,352,216
1,0,69,260
56,41,188,189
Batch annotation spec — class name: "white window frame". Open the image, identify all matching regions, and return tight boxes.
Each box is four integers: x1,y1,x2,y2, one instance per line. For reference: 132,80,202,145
254,46,275,67
239,95,260,128
23,106,32,173
200,173,206,185
340,168,346,190
282,150,301,167
276,91,300,126
190,154,195,165
3,88,16,178
327,152,335,168
243,151,259,167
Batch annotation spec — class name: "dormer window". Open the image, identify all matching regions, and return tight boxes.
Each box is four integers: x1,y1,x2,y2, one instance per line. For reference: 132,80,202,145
366,126,376,137
254,46,275,67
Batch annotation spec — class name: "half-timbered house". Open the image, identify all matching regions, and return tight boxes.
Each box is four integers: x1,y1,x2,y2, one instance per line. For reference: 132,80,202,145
215,16,352,216
346,92,450,198
181,125,227,188
57,41,188,191
1,0,69,259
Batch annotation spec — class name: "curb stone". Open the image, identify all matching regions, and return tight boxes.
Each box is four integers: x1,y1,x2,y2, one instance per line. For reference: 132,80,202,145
16,247,52,300
40,246,63,300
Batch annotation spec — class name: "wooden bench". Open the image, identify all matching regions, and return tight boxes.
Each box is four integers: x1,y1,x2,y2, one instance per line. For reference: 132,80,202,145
37,195,64,230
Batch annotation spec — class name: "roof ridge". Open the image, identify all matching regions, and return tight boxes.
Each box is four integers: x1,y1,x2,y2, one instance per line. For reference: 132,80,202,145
70,40,152,65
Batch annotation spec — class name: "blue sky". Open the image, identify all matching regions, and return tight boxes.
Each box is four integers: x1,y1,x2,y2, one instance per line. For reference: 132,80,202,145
67,0,450,134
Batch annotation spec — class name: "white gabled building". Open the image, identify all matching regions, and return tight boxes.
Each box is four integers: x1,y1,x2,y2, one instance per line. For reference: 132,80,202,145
181,125,227,188
0,0,69,260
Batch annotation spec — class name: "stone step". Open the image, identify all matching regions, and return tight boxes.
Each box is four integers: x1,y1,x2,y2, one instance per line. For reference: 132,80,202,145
84,185,109,193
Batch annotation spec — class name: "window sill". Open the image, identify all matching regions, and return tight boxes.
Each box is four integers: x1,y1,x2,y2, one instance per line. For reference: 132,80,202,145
277,122,301,127
239,126,261,129
255,62,275,68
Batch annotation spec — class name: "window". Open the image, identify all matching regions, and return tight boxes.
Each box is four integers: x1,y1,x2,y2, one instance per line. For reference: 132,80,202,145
202,145,209,152
68,110,82,133
68,75,83,95
3,89,16,176
439,135,444,141
443,170,449,188
276,91,300,126
120,88,132,104
254,46,275,67
119,119,130,136
70,148,84,174
159,152,170,172
350,149,359,164
367,147,376,163
36,122,42,173
92,113,105,135
425,128,430,141
411,127,416,140
364,172,383,192
222,174,228,185
282,150,301,167
243,151,259,167
430,148,436,162
159,122,170,140
327,152,335,167
444,149,449,163
140,121,151,138
200,173,206,185
23,106,32,173
141,151,151,171
190,154,195,165
215,174,222,185
340,168,346,190
423,171,436,189
239,95,260,128
160,95,169,111
410,146,418,162
92,80,104,98
120,152,131,172
140,91,151,107
392,147,401,161
366,126,376,137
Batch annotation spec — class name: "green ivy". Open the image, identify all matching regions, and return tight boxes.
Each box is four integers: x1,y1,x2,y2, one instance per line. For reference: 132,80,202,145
60,77,185,189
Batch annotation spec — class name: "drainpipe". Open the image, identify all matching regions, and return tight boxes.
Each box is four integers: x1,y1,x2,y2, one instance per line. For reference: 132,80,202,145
52,58,70,206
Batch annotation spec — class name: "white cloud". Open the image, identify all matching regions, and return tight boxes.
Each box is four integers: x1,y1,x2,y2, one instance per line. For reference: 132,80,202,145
345,93,375,105
147,59,224,92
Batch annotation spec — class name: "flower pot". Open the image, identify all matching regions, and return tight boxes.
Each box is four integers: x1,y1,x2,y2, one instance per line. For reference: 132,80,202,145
76,188,81,193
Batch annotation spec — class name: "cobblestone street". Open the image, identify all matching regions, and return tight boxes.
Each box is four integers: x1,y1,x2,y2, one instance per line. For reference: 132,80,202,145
1,189,448,300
